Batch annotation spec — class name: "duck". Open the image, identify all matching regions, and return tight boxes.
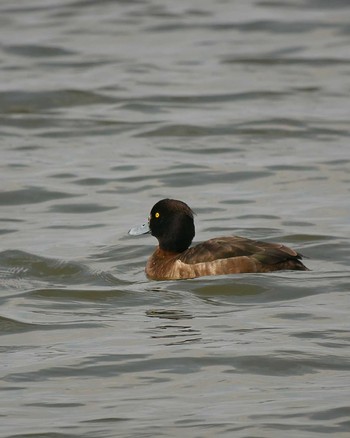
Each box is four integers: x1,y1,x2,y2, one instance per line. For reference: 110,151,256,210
128,198,309,280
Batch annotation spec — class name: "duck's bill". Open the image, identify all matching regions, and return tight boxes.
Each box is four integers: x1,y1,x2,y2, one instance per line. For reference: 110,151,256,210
128,223,150,236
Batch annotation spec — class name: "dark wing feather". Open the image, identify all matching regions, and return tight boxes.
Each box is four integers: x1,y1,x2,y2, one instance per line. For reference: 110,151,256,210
180,236,304,266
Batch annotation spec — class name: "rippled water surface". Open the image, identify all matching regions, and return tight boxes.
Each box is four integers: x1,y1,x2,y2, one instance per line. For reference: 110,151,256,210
1,1,350,437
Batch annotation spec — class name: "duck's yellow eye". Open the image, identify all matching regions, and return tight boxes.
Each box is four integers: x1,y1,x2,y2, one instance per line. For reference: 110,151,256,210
155,212,160,218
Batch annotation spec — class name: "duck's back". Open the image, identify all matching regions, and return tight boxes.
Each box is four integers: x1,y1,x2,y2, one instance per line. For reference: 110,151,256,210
180,236,308,272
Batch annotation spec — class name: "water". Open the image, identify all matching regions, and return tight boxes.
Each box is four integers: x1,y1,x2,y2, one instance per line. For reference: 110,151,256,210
1,0,350,437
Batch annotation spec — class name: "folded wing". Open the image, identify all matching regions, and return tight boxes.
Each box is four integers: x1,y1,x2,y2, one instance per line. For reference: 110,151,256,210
180,236,306,267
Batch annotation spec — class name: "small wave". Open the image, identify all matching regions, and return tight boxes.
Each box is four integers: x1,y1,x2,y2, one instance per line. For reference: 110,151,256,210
0,250,124,291
0,187,78,206
0,315,40,333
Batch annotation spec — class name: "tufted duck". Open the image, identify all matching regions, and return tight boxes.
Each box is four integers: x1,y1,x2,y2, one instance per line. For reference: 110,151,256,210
129,198,308,280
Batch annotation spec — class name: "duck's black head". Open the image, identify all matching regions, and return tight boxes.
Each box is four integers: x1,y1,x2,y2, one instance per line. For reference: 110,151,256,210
149,199,195,253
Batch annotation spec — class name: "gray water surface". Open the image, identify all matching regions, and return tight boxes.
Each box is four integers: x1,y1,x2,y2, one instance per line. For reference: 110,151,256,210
1,1,350,437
